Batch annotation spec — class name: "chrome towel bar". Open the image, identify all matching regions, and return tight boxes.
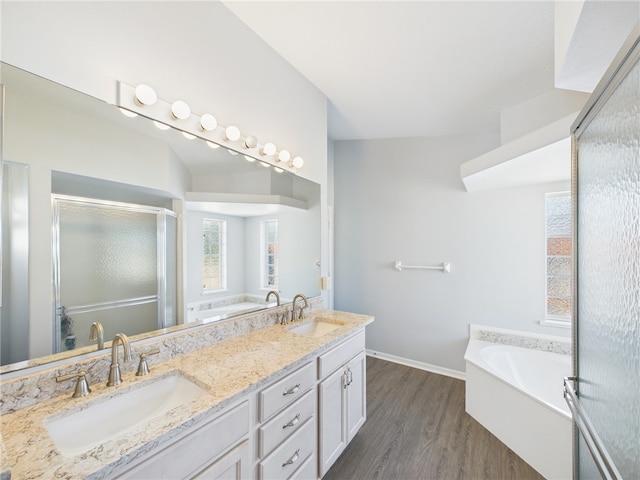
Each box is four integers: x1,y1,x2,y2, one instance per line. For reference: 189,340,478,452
394,261,451,273
563,376,623,480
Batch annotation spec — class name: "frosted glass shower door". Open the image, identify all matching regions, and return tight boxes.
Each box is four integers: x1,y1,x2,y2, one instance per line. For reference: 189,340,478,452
54,197,165,352
571,26,639,479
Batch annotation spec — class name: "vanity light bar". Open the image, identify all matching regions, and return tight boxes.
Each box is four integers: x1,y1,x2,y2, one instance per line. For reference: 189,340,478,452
117,82,304,172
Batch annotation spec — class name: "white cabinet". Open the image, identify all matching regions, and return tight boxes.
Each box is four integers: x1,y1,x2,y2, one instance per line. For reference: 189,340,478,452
257,362,317,480
317,334,366,478
116,401,251,479
112,328,366,480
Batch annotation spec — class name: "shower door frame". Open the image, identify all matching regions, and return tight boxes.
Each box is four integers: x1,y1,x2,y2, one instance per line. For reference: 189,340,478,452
570,21,640,480
52,194,177,353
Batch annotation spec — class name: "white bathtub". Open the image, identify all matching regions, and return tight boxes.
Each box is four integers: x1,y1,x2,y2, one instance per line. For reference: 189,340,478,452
465,337,572,480
187,302,265,323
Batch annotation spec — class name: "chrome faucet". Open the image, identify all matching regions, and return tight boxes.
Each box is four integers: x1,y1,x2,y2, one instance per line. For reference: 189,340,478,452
89,321,104,350
291,293,309,322
265,290,280,306
107,333,131,386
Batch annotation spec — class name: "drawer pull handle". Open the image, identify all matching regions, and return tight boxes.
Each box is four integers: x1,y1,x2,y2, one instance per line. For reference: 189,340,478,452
282,449,300,467
283,413,301,429
283,383,300,396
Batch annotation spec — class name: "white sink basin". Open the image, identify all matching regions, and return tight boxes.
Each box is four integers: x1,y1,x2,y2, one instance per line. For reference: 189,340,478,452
287,317,345,337
45,371,207,457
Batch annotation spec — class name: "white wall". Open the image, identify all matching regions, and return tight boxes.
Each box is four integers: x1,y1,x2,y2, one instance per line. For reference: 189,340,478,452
333,136,571,374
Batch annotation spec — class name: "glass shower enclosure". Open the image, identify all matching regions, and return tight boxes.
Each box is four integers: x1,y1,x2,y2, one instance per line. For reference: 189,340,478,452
566,22,639,480
53,195,177,352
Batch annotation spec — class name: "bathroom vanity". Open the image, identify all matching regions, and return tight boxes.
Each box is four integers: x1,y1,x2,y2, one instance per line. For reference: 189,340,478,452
0,309,373,479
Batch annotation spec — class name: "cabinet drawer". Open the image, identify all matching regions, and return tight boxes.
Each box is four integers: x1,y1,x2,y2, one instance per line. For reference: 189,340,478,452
259,417,316,480
118,401,250,479
318,330,365,378
289,453,317,480
259,362,315,422
259,389,315,458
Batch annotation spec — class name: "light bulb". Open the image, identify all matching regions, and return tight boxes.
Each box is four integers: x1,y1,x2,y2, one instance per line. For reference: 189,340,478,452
277,150,291,163
153,121,170,130
244,155,256,162
207,141,220,149
274,167,284,173
290,156,304,169
171,100,191,120
225,125,241,141
261,142,277,156
228,150,238,156
244,135,258,149
260,161,271,168
134,84,157,106
200,114,217,131
182,132,196,140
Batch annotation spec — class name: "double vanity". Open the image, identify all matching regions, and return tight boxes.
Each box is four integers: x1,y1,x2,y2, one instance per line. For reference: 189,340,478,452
0,307,373,479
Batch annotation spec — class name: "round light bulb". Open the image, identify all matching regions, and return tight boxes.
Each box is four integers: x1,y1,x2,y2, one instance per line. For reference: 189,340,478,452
244,155,256,162
260,161,271,168
207,141,220,149
153,121,170,130
171,100,191,120
182,132,196,140
225,125,241,141
261,142,277,156
134,84,157,106
277,150,291,163
290,156,304,169
244,135,258,149
200,113,217,131
274,167,284,173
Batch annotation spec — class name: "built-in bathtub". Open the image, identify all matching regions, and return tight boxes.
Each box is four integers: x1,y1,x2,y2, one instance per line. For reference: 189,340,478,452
464,325,572,480
187,294,275,323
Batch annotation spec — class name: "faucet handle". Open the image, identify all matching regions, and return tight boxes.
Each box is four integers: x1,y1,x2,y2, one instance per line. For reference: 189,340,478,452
136,348,160,376
56,370,91,398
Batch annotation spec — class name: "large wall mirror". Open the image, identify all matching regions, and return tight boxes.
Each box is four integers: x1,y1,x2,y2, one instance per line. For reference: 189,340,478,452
0,62,321,374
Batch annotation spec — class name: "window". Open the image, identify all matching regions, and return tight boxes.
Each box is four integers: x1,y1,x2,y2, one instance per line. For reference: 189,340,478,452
545,192,572,324
202,218,226,291
262,220,278,288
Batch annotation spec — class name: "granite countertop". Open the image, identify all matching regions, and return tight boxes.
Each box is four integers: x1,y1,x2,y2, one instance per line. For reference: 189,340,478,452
0,309,373,480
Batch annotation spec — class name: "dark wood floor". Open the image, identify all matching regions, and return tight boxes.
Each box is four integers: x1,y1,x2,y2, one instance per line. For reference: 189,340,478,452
323,356,544,480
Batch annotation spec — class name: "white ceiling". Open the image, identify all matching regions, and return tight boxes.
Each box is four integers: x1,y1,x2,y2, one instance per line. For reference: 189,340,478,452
223,1,557,141
225,1,640,141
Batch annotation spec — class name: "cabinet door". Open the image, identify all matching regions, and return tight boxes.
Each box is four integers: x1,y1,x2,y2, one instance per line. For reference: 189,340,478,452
318,366,347,477
346,351,366,441
193,440,250,480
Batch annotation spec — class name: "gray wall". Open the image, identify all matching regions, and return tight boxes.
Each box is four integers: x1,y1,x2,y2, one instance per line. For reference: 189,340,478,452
333,136,570,374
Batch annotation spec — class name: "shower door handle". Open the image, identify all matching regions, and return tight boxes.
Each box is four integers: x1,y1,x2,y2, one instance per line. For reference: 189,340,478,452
563,377,622,480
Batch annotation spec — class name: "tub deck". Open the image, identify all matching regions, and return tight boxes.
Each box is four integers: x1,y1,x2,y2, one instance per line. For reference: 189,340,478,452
465,334,572,480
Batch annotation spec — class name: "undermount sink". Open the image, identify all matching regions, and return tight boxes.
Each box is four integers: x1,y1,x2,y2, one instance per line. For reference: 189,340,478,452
45,371,207,457
287,317,345,337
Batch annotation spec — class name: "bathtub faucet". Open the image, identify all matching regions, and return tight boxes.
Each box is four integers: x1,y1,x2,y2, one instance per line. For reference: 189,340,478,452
265,290,280,306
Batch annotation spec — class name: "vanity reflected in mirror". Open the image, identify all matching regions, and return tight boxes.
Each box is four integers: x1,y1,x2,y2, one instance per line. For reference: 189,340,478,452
0,62,321,373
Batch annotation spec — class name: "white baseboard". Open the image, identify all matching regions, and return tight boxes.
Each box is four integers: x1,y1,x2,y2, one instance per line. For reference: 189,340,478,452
366,349,466,381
